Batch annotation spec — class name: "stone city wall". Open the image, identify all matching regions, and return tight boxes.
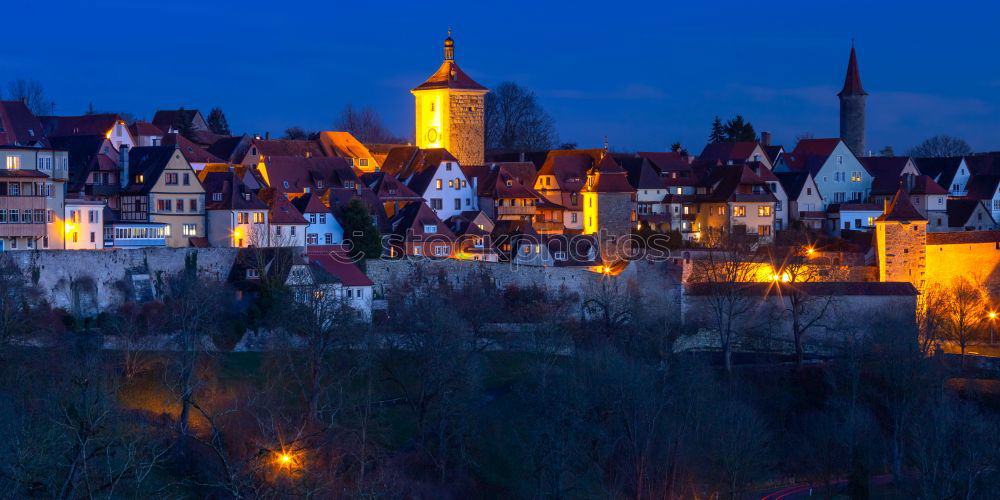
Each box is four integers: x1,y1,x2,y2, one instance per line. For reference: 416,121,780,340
6,247,239,313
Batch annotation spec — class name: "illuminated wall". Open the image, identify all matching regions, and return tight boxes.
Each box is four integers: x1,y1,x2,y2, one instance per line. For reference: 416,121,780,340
925,239,1000,290
583,191,599,234
412,88,486,166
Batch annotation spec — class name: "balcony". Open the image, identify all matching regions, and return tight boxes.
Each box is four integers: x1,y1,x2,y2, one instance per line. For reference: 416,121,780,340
497,205,537,217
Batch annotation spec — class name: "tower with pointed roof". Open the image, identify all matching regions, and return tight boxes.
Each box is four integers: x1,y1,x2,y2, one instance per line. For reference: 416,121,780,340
874,188,926,290
583,152,636,264
838,44,868,157
412,32,488,167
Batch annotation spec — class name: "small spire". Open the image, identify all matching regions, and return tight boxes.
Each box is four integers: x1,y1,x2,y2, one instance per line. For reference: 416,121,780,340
838,44,867,97
444,29,455,61
603,135,609,151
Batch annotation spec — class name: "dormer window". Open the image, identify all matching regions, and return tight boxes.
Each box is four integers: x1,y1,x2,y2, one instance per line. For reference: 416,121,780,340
246,268,260,279
344,181,355,189
283,181,289,189
423,224,437,233
446,163,452,171
251,146,258,155
212,192,222,201
389,189,396,195
317,181,324,189
506,180,513,187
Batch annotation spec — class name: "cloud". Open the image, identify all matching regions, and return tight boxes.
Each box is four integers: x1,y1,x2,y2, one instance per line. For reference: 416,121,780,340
543,83,666,101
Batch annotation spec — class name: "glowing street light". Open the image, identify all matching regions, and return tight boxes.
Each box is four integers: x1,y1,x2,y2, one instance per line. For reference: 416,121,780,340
989,311,997,345
805,246,815,256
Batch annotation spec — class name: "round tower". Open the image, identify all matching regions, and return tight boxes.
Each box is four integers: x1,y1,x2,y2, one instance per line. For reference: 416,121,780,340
838,45,868,157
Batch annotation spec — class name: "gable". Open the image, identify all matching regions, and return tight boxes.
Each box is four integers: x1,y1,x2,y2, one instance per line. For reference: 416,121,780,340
150,152,204,193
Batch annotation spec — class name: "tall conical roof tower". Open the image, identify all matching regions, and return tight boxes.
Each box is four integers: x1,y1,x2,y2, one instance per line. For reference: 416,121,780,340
838,44,868,157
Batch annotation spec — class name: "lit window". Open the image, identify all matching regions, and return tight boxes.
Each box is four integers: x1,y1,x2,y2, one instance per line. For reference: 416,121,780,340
5,156,19,169
757,206,771,217
436,179,443,190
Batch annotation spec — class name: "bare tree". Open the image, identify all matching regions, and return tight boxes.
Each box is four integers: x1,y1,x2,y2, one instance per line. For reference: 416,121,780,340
940,276,987,365
688,229,761,373
7,79,53,116
485,81,558,151
283,126,316,140
334,104,403,144
908,135,972,158
767,243,844,366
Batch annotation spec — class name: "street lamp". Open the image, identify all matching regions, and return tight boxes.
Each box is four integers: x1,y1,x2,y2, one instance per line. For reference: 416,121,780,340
989,311,997,345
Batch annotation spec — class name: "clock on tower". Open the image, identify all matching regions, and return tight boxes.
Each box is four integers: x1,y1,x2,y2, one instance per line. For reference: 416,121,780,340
411,31,488,166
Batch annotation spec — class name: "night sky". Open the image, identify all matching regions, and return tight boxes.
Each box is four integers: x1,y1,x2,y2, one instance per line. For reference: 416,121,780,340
5,0,999,153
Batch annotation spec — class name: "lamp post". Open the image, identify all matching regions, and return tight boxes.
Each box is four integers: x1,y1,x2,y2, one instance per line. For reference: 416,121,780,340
989,311,997,345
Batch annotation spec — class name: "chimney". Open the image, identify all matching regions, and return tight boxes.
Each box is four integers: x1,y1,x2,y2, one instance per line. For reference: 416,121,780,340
760,131,771,146
119,145,130,188
265,131,270,140
519,151,525,162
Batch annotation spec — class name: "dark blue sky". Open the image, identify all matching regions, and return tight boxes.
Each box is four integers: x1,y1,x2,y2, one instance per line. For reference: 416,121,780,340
5,1,999,154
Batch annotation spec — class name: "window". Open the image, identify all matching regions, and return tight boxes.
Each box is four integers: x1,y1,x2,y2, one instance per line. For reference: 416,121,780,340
434,245,448,256
237,212,249,224
430,102,435,112
431,198,443,210
465,198,470,206
436,179,443,190
716,206,726,216
253,212,264,224
413,246,422,256
7,183,18,196
733,206,746,217
90,232,95,243
837,155,843,164
165,173,179,185
834,192,846,203
42,237,48,248
571,213,578,223
775,200,782,211
424,224,437,233
359,159,369,167
88,210,97,223
851,171,862,182
275,225,282,236
867,216,875,226
190,199,198,212
309,214,316,224
5,156,19,169
758,225,771,237
454,198,461,210
448,180,454,188
806,187,812,195
183,224,197,236
325,233,333,244
291,226,297,236
246,269,260,279
157,199,173,211
183,173,190,185
0,210,6,223
283,181,289,189
854,218,862,228
319,214,326,224
307,233,318,244
70,210,80,223
445,163,452,171
758,206,771,217
72,232,78,243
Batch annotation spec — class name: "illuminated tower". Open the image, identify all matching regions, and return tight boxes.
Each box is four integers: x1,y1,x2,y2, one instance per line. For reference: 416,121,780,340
412,31,488,166
584,152,636,264
875,188,926,291
838,44,868,157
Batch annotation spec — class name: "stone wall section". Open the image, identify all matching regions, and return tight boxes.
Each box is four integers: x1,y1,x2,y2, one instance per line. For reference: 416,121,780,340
7,247,238,313
448,93,485,167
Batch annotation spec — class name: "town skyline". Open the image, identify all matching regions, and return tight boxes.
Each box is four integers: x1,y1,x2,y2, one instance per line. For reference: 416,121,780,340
4,1,1000,153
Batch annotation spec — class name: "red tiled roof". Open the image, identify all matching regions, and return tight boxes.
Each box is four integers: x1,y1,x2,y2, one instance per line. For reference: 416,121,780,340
161,133,222,164
877,188,925,222
254,139,325,158
306,245,374,287
838,46,868,97
129,121,164,137
589,153,635,193
413,60,486,91
927,230,1000,245
698,142,760,165
40,114,122,138
0,101,46,146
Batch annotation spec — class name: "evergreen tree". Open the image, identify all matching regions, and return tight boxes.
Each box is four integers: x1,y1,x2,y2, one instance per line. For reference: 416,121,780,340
173,107,196,140
709,116,726,144
723,115,756,142
341,199,382,262
207,107,231,135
